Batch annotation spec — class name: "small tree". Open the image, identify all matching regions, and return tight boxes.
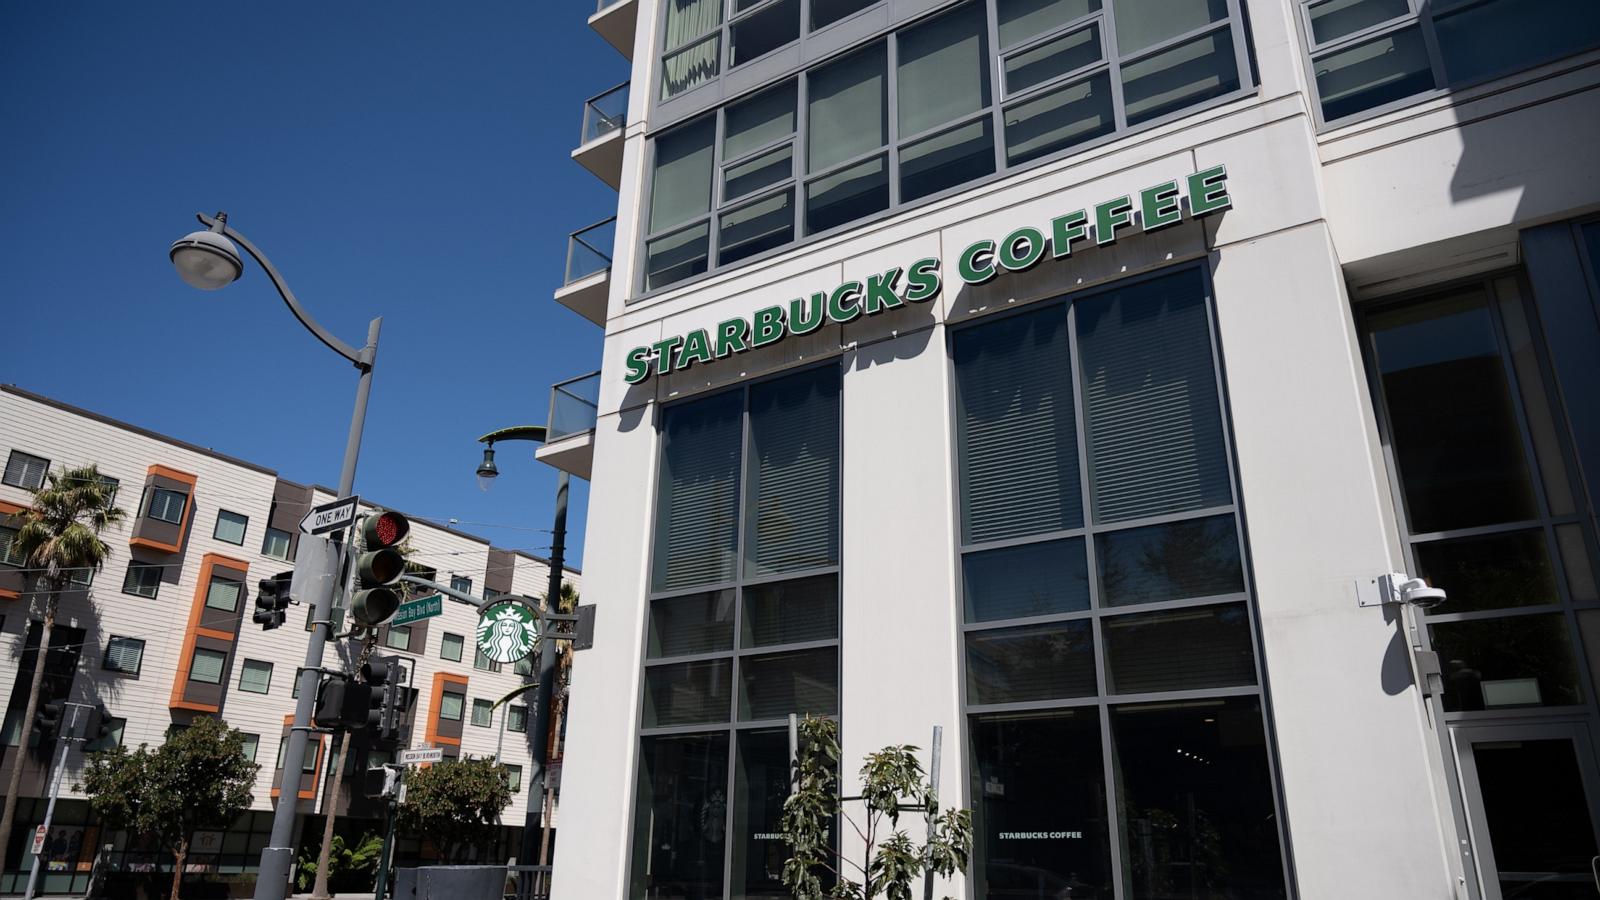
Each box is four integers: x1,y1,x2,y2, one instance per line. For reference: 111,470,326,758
296,832,383,892
782,717,972,900
397,756,513,863
78,716,256,900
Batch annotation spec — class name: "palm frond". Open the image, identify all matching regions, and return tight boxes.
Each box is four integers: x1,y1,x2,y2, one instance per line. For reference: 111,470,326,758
14,462,126,587
490,682,539,711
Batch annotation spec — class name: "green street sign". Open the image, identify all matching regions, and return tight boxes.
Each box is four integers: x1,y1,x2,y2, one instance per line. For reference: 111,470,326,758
392,594,443,626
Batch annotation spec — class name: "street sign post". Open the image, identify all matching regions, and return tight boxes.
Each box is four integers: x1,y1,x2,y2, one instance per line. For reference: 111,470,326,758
392,594,443,627
398,747,444,765
300,494,361,535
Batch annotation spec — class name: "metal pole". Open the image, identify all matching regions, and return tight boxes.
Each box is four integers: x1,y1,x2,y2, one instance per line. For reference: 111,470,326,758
24,705,82,900
372,792,398,900
522,471,568,865
921,725,942,900
255,317,381,900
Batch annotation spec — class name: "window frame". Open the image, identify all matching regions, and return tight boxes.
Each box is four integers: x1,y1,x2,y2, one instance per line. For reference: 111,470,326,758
238,658,274,695
441,632,465,662
450,575,473,595
261,526,294,561
121,561,162,599
213,509,249,546
2,451,49,491
143,487,188,525
0,526,24,568
1295,0,1600,129
188,647,228,685
946,261,1292,896
386,625,413,652
204,575,243,613
637,0,1257,299
471,698,494,728
438,690,466,722
103,636,146,676
508,704,530,733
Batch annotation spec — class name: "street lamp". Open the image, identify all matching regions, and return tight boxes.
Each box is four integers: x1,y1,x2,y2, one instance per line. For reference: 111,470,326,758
473,427,568,872
170,211,381,900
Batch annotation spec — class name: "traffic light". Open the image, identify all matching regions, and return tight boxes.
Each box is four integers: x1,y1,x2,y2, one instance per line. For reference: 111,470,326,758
254,570,294,630
314,675,378,731
364,764,401,799
350,512,409,627
362,655,402,739
86,704,113,744
34,700,63,739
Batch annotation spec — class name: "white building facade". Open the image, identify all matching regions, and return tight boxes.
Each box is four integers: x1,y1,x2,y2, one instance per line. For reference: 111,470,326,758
547,1,1600,898
0,384,579,894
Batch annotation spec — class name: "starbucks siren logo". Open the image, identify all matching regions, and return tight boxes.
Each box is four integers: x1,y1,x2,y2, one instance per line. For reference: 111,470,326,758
476,600,539,664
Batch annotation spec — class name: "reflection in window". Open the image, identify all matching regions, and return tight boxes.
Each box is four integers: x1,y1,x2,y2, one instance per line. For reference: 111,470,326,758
1102,603,1257,694
963,538,1089,622
630,734,729,900
1095,515,1243,607
966,620,1096,705
731,0,799,67
1433,614,1583,711
1413,530,1559,614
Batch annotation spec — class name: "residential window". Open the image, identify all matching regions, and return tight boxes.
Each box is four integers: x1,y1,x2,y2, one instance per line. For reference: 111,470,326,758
1362,277,1600,714
277,739,318,772
238,659,273,694
2,451,48,491
0,527,24,568
514,655,534,677
97,476,120,505
474,646,501,673
508,705,529,733
631,364,841,900
213,510,248,545
240,733,260,763
205,576,242,612
441,632,464,662
121,562,162,598
69,564,93,587
386,625,412,652
641,0,1252,292
86,717,126,752
483,587,507,602
471,699,493,727
952,265,1286,898
189,648,227,684
144,488,187,525
504,763,523,793
439,691,465,721
261,527,293,561
1300,0,1600,124
658,0,885,102
103,637,145,675
450,575,473,595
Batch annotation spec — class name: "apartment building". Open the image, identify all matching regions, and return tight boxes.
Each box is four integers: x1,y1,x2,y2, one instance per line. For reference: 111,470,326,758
538,0,1600,898
0,384,580,895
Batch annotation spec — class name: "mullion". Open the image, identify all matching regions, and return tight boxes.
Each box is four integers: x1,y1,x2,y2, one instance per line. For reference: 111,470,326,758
1300,0,1418,54
1002,55,1108,103
1116,19,1233,68
643,214,715,247
1306,15,1426,61
985,0,1006,183
895,107,993,151
719,134,795,173
998,7,1103,56
962,591,1254,633
886,27,901,208
804,144,891,187
1100,0,1129,133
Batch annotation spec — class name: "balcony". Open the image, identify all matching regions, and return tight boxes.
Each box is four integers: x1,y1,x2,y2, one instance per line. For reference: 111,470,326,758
554,217,613,327
573,82,628,189
535,372,600,480
589,0,637,60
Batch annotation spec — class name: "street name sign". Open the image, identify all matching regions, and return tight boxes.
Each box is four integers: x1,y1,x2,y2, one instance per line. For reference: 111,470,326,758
300,494,360,535
393,594,444,626
399,747,444,765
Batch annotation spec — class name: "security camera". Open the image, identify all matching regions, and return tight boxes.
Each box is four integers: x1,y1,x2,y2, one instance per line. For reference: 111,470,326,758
1396,577,1447,610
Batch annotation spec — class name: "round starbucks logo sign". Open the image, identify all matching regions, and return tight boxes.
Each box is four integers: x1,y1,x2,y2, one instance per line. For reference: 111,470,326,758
476,600,539,664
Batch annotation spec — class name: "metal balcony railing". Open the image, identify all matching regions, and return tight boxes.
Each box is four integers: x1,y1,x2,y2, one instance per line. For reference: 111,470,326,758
580,82,629,145
564,217,614,286
548,372,600,442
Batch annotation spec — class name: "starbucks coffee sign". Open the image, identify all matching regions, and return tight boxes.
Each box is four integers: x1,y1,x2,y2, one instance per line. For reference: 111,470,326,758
622,166,1232,384
476,599,539,664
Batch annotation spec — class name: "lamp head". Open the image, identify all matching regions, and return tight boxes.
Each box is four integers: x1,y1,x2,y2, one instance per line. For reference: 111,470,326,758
169,227,243,291
476,445,499,492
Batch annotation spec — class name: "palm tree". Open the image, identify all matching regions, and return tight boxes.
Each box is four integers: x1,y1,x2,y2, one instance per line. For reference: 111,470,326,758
0,464,124,868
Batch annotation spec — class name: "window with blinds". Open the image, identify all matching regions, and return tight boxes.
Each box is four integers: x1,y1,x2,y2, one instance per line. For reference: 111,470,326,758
189,648,227,684
205,577,242,612
103,636,145,675
952,265,1285,898
634,365,842,900
0,526,23,568
2,451,48,491
238,659,273,694
121,562,161,598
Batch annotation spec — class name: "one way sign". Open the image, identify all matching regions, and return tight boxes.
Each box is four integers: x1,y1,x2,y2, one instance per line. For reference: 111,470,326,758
300,495,360,535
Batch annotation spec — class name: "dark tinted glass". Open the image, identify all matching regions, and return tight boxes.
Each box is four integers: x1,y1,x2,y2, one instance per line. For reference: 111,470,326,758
739,647,838,720
1003,72,1115,165
899,119,996,203
1120,29,1239,126
719,189,795,266
1077,269,1231,523
1096,514,1243,607
1369,290,1538,534
631,733,729,900
731,0,799,67
966,620,1095,704
805,154,890,234
970,709,1114,899
648,590,737,658
1470,737,1600,896
732,729,810,898
643,659,733,726
1110,698,1287,899
1004,24,1101,93
1435,0,1600,85
954,303,1082,543
812,0,876,29
646,222,712,291
1433,613,1583,712
1103,602,1256,694
743,575,838,647
746,365,841,575
654,390,743,591
1307,0,1408,44
1314,26,1434,121
1413,530,1559,614
963,538,1089,623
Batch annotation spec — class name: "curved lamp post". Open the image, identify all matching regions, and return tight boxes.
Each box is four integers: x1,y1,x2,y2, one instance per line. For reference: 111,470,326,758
474,427,568,873
171,212,381,900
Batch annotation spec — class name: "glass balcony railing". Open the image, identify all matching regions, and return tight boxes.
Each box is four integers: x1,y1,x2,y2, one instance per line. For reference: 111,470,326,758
564,217,614,285
595,0,627,12
580,82,629,145
548,372,601,442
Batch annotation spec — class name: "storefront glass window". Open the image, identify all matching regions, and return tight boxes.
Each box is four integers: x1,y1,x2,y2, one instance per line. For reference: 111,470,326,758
953,265,1287,898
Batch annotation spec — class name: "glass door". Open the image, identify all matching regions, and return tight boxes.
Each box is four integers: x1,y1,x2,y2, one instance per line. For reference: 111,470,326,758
1453,722,1600,899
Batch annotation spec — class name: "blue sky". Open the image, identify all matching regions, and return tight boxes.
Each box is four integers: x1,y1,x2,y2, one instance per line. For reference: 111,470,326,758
0,4,630,569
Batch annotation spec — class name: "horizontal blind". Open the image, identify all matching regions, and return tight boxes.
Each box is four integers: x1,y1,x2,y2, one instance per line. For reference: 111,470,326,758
955,303,1082,544
654,391,743,591
240,661,272,693
1077,270,1230,524
0,527,21,567
747,366,840,576
206,578,241,611
105,638,142,673
4,453,46,489
189,649,225,683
